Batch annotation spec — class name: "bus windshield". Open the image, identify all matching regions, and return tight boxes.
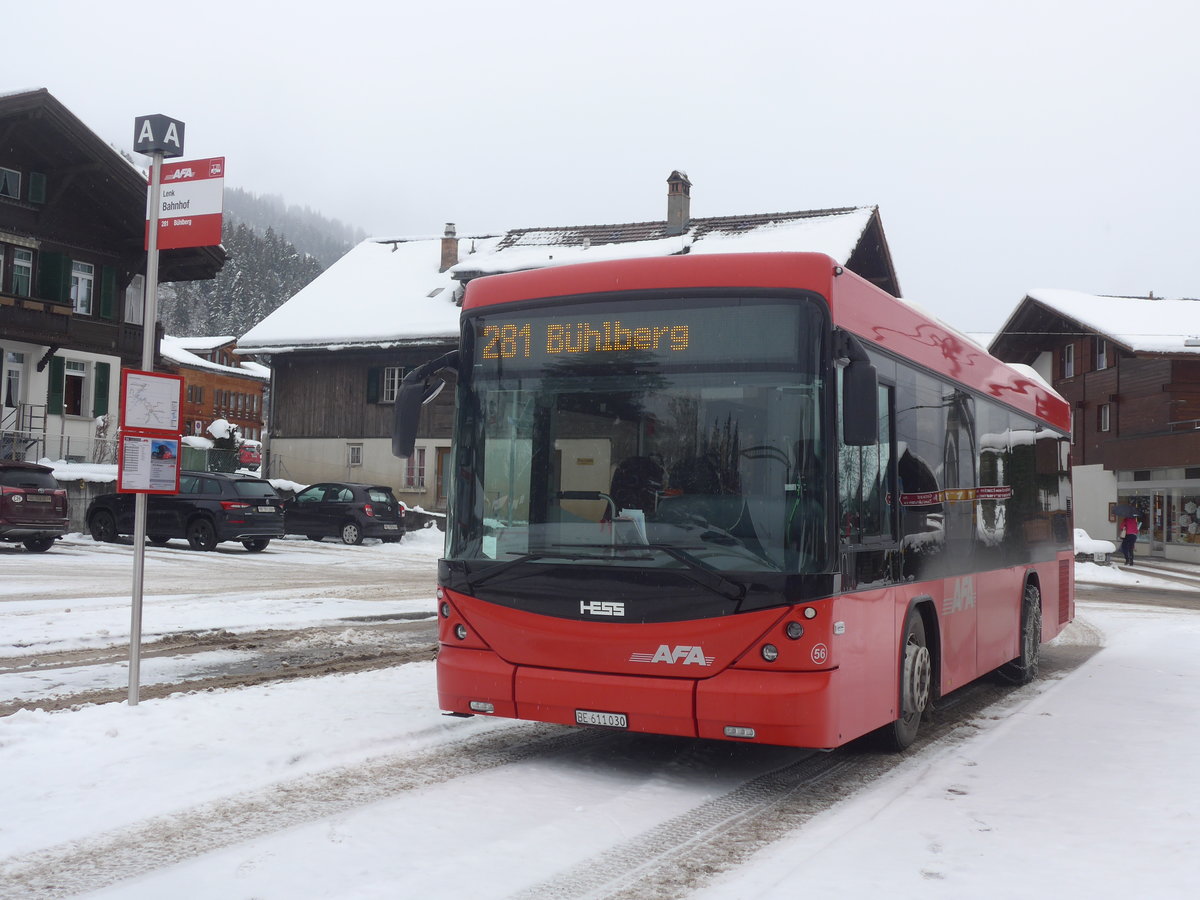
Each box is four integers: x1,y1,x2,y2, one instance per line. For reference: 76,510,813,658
449,296,830,574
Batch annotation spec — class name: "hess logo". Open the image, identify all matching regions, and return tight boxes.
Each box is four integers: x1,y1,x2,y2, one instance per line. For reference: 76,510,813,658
580,601,624,617
629,645,716,666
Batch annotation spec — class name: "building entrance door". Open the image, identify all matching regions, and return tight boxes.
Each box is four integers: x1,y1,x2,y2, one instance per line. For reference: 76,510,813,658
1151,491,1167,554
1125,493,1165,557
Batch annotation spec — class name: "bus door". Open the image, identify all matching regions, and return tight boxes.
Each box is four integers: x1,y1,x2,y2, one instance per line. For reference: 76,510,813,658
939,390,979,686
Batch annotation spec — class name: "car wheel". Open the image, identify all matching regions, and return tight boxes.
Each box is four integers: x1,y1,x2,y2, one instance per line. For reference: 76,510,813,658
186,518,219,552
340,521,364,545
307,534,325,542
148,536,171,546
23,536,55,553
89,510,118,543
242,538,271,552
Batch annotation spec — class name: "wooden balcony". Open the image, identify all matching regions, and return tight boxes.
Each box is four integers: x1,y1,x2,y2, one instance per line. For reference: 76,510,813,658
0,293,157,367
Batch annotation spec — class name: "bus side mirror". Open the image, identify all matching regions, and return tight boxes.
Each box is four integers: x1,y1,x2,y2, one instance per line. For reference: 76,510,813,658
392,350,458,458
836,330,878,447
842,360,878,446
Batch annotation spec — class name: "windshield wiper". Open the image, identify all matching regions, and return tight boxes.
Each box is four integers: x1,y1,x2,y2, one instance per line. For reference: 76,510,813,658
643,543,746,601
467,550,619,591
564,542,746,602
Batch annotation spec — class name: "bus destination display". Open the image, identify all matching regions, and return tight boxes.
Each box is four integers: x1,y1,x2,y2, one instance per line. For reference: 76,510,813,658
472,301,817,370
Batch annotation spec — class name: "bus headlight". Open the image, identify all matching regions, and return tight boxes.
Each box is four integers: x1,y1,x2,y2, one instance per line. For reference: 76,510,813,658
454,624,468,640
761,643,779,662
786,621,804,640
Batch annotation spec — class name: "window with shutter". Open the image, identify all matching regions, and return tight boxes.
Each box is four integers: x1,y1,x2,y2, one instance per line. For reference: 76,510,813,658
47,356,65,414
93,362,111,416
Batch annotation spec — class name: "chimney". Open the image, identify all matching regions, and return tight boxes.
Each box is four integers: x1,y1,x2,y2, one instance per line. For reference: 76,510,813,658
665,170,692,236
439,222,458,272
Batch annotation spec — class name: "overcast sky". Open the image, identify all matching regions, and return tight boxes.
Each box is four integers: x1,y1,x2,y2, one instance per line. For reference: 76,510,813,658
8,0,1197,331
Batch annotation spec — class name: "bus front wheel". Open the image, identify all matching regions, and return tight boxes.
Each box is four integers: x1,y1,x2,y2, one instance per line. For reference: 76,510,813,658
884,610,932,751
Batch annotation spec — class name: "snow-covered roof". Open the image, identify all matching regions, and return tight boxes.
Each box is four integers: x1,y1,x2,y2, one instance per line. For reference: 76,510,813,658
239,206,888,354
1023,289,1200,354
170,335,236,352
450,207,877,278
239,236,500,353
160,335,271,381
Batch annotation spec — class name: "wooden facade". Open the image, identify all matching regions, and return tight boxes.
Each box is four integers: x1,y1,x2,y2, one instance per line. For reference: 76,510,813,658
269,348,454,441
161,340,270,442
992,294,1200,560
1,89,224,464
994,305,1200,473
0,89,224,366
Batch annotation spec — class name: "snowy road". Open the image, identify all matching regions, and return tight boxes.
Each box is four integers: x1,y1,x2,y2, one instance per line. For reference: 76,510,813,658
1,537,1195,898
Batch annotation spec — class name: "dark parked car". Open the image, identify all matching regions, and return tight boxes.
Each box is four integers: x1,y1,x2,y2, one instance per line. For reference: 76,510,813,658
283,482,405,545
0,460,69,552
86,471,284,552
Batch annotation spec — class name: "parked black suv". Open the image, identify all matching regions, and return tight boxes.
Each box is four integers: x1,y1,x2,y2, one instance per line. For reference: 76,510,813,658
283,481,405,545
0,460,69,552
86,471,284,552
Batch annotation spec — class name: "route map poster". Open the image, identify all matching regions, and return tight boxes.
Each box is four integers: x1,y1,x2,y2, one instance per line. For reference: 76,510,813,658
121,369,183,432
118,369,184,494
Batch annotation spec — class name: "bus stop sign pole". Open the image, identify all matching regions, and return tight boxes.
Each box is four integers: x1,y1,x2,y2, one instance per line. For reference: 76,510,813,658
129,114,184,706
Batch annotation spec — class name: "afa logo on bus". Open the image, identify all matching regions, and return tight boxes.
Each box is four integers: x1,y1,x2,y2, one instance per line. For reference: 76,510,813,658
629,645,716,666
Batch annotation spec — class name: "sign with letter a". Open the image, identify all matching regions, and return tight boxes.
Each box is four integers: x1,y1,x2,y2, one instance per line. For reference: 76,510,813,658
133,114,186,159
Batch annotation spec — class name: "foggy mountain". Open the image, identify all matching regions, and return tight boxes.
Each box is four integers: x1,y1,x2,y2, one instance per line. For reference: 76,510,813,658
158,188,366,338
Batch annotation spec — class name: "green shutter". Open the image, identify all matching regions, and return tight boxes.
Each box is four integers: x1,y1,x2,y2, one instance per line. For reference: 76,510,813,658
99,267,117,320
37,252,71,303
93,362,111,416
366,367,381,403
28,172,46,204
47,356,64,414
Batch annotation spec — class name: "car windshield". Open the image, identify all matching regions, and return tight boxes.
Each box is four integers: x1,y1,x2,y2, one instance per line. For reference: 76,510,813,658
0,469,57,490
449,296,830,574
367,488,397,505
233,480,279,500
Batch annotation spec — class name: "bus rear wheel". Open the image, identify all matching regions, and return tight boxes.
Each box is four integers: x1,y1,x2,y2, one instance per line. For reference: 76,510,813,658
997,583,1042,685
883,610,932,751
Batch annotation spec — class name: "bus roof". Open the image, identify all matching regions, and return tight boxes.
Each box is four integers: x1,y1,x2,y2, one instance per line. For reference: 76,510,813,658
460,252,1069,432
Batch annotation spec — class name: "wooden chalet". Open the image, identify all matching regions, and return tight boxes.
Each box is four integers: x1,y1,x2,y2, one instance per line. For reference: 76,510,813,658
992,289,1200,561
1,88,224,462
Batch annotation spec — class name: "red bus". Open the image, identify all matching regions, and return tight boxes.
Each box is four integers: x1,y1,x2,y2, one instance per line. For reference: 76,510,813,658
394,252,1073,750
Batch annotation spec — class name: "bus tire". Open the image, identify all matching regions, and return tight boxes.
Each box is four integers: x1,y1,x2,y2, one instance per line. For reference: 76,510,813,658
883,609,932,752
997,582,1042,686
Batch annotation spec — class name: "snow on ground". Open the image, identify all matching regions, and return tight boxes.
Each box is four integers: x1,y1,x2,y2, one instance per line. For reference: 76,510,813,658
0,532,441,657
1,544,1199,897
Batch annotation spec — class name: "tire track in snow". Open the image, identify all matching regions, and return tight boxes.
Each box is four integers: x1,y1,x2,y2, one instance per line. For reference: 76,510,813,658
0,722,587,900
510,626,1105,900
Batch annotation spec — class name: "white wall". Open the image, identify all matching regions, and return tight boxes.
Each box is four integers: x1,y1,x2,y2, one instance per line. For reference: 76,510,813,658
1,340,120,462
1073,463,1119,543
